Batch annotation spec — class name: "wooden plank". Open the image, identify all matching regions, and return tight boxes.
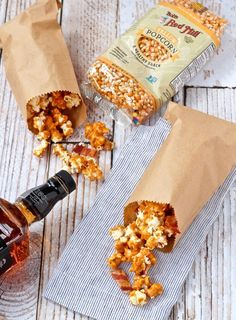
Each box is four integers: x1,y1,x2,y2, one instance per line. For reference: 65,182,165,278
0,0,50,319
36,0,118,319
0,0,8,27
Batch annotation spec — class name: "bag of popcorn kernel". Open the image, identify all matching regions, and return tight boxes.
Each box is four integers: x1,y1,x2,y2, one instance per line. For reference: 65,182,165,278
87,0,227,125
0,0,87,157
124,102,236,252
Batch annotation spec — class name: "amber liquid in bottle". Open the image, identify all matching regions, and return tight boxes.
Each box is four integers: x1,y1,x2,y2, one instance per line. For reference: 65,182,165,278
0,170,76,276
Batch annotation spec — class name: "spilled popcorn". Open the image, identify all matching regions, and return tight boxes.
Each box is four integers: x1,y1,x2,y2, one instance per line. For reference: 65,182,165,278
108,201,180,306
53,144,103,181
31,110,114,181
85,122,114,151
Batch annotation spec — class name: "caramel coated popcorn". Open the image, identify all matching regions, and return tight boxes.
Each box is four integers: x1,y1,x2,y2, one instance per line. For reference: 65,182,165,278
53,144,103,181
85,122,114,151
47,121,114,181
27,91,81,157
129,290,148,306
108,201,179,306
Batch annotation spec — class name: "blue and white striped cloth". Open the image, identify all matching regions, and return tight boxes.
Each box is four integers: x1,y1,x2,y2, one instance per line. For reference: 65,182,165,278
44,118,236,320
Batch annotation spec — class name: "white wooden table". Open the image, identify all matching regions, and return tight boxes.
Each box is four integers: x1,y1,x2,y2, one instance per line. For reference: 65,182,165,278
0,1,235,319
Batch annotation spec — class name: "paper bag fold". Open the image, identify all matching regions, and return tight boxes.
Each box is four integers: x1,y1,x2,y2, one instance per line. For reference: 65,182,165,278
0,0,86,131
124,102,236,252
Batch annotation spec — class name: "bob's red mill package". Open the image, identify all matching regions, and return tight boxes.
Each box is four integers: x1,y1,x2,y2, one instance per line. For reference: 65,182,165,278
108,102,236,306
87,0,227,125
0,0,87,157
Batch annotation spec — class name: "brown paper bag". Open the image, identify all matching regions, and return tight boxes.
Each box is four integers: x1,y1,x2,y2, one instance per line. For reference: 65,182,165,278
0,0,86,131
124,102,236,252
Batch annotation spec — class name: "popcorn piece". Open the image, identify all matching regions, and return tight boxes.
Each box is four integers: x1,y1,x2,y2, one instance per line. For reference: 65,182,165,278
45,116,56,131
28,95,49,113
52,108,68,125
53,144,71,165
51,108,73,138
125,222,140,237
64,93,81,109
129,290,147,306
109,225,125,241
114,241,126,254
39,95,50,111
127,234,143,252
61,120,74,138
133,275,151,291
50,91,67,109
82,159,103,181
123,247,138,263
111,269,132,293
33,140,49,157
33,113,46,132
37,130,51,141
130,248,156,276
120,236,128,243
69,153,86,174
146,216,160,233
28,96,41,113
145,236,159,250
146,283,163,299
137,209,144,220
85,122,114,151
51,129,63,143
153,231,168,249
108,253,123,269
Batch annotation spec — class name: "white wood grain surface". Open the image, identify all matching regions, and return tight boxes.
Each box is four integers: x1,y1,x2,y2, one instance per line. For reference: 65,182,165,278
0,1,235,320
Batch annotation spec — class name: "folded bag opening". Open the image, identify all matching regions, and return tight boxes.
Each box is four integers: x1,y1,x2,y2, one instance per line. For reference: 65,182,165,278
124,201,178,253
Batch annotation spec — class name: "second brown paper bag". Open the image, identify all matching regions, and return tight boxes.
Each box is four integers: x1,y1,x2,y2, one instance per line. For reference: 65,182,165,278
125,102,236,252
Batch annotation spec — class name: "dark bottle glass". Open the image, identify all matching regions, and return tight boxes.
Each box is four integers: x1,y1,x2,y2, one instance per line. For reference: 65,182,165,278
0,170,76,276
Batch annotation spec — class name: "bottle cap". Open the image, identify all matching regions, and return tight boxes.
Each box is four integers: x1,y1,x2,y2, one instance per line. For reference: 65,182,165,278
54,170,76,195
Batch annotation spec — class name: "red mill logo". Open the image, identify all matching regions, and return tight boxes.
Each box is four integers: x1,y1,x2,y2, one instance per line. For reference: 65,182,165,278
164,19,202,38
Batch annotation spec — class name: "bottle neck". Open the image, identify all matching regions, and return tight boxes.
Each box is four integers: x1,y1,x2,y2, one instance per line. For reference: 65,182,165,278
14,201,37,226
13,171,76,225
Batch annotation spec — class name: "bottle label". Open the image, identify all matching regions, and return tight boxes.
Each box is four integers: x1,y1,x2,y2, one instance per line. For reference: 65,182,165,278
28,190,49,211
0,237,13,275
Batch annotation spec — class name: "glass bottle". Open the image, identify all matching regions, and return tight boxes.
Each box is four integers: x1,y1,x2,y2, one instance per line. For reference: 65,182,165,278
0,170,76,276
